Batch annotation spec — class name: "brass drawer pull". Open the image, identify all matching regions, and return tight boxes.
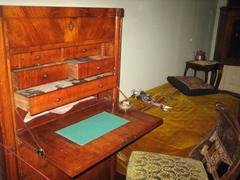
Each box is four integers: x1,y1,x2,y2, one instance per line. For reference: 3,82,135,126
98,84,103,88
55,98,61,102
42,74,48,78
96,66,101,70
35,55,41,60
82,49,87,53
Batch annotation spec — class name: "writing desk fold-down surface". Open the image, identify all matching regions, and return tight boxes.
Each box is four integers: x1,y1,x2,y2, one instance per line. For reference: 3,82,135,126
17,100,163,177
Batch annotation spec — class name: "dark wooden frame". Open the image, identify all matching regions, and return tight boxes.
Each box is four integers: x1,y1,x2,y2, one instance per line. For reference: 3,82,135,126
214,7,240,66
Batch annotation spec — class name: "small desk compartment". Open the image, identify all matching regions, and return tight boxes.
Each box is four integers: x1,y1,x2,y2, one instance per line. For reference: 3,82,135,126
63,44,101,59
15,75,116,115
10,48,62,69
12,41,116,114
67,56,114,79
12,63,68,90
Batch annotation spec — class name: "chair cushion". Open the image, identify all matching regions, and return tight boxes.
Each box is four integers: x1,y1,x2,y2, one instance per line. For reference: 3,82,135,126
126,151,208,180
167,76,217,96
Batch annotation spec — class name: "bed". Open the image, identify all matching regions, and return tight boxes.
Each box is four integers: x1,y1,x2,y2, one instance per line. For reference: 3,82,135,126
116,82,240,174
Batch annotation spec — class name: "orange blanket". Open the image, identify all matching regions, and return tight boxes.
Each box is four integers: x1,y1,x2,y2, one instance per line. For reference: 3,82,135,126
117,83,240,174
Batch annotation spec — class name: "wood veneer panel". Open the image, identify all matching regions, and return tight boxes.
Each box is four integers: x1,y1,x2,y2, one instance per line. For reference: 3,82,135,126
17,100,162,177
8,39,114,55
79,18,115,42
0,5,124,179
112,15,123,105
0,17,19,179
0,107,6,180
5,17,114,51
68,59,114,79
1,6,124,18
10,49,62,69
18,142,116,179
63,44,101,60
15,76,117,115
12,63,68,90
5,18,65,49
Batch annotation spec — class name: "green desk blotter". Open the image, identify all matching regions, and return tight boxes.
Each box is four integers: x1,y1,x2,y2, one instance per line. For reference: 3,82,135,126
56,111,129,145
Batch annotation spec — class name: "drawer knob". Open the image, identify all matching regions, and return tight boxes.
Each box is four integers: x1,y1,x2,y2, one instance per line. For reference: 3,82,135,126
55,98,61,102
35,55,41,60
98,84,104,88
96,66,101,70
82,49,87,53
42,74,48,78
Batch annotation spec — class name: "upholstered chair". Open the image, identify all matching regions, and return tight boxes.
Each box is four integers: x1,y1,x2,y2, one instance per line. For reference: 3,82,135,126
126,103,240,180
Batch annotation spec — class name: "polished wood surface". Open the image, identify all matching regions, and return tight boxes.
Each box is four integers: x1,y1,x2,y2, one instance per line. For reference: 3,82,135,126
68,58,114,79
0,17,19,179
0,106,7,179
4,15,115,50
1,6,124,18
63,44,101,60
17,99,163,178
10,49,63,69
0,5,131,179
0,6,161,180
13,63,68,90
15,76,117,115
18,143,116,179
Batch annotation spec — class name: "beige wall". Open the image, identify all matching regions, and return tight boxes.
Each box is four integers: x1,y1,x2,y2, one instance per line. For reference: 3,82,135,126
220,66,240,93
1,0,218,97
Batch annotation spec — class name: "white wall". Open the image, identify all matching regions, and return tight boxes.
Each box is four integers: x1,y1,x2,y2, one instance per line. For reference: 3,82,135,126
0,0,218,97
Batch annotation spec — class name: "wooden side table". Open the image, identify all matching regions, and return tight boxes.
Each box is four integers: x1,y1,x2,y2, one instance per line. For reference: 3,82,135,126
184,60,220,86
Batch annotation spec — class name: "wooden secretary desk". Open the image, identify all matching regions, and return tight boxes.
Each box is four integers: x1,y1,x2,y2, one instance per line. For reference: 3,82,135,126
0,6,162,180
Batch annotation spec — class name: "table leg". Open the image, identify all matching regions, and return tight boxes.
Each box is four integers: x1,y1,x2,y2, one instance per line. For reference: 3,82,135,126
210,70,216,86
205,72,208,83
184,66,188,76
194,70,197,77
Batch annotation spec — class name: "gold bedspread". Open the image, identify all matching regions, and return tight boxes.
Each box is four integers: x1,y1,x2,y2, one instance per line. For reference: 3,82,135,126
117,83,240,174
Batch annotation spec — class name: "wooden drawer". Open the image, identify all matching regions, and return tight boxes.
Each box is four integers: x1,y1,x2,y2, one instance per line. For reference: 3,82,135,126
10,49,62,69
63,44,101,60
15,76,117,115
12,63,68,90
68,59,114,79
